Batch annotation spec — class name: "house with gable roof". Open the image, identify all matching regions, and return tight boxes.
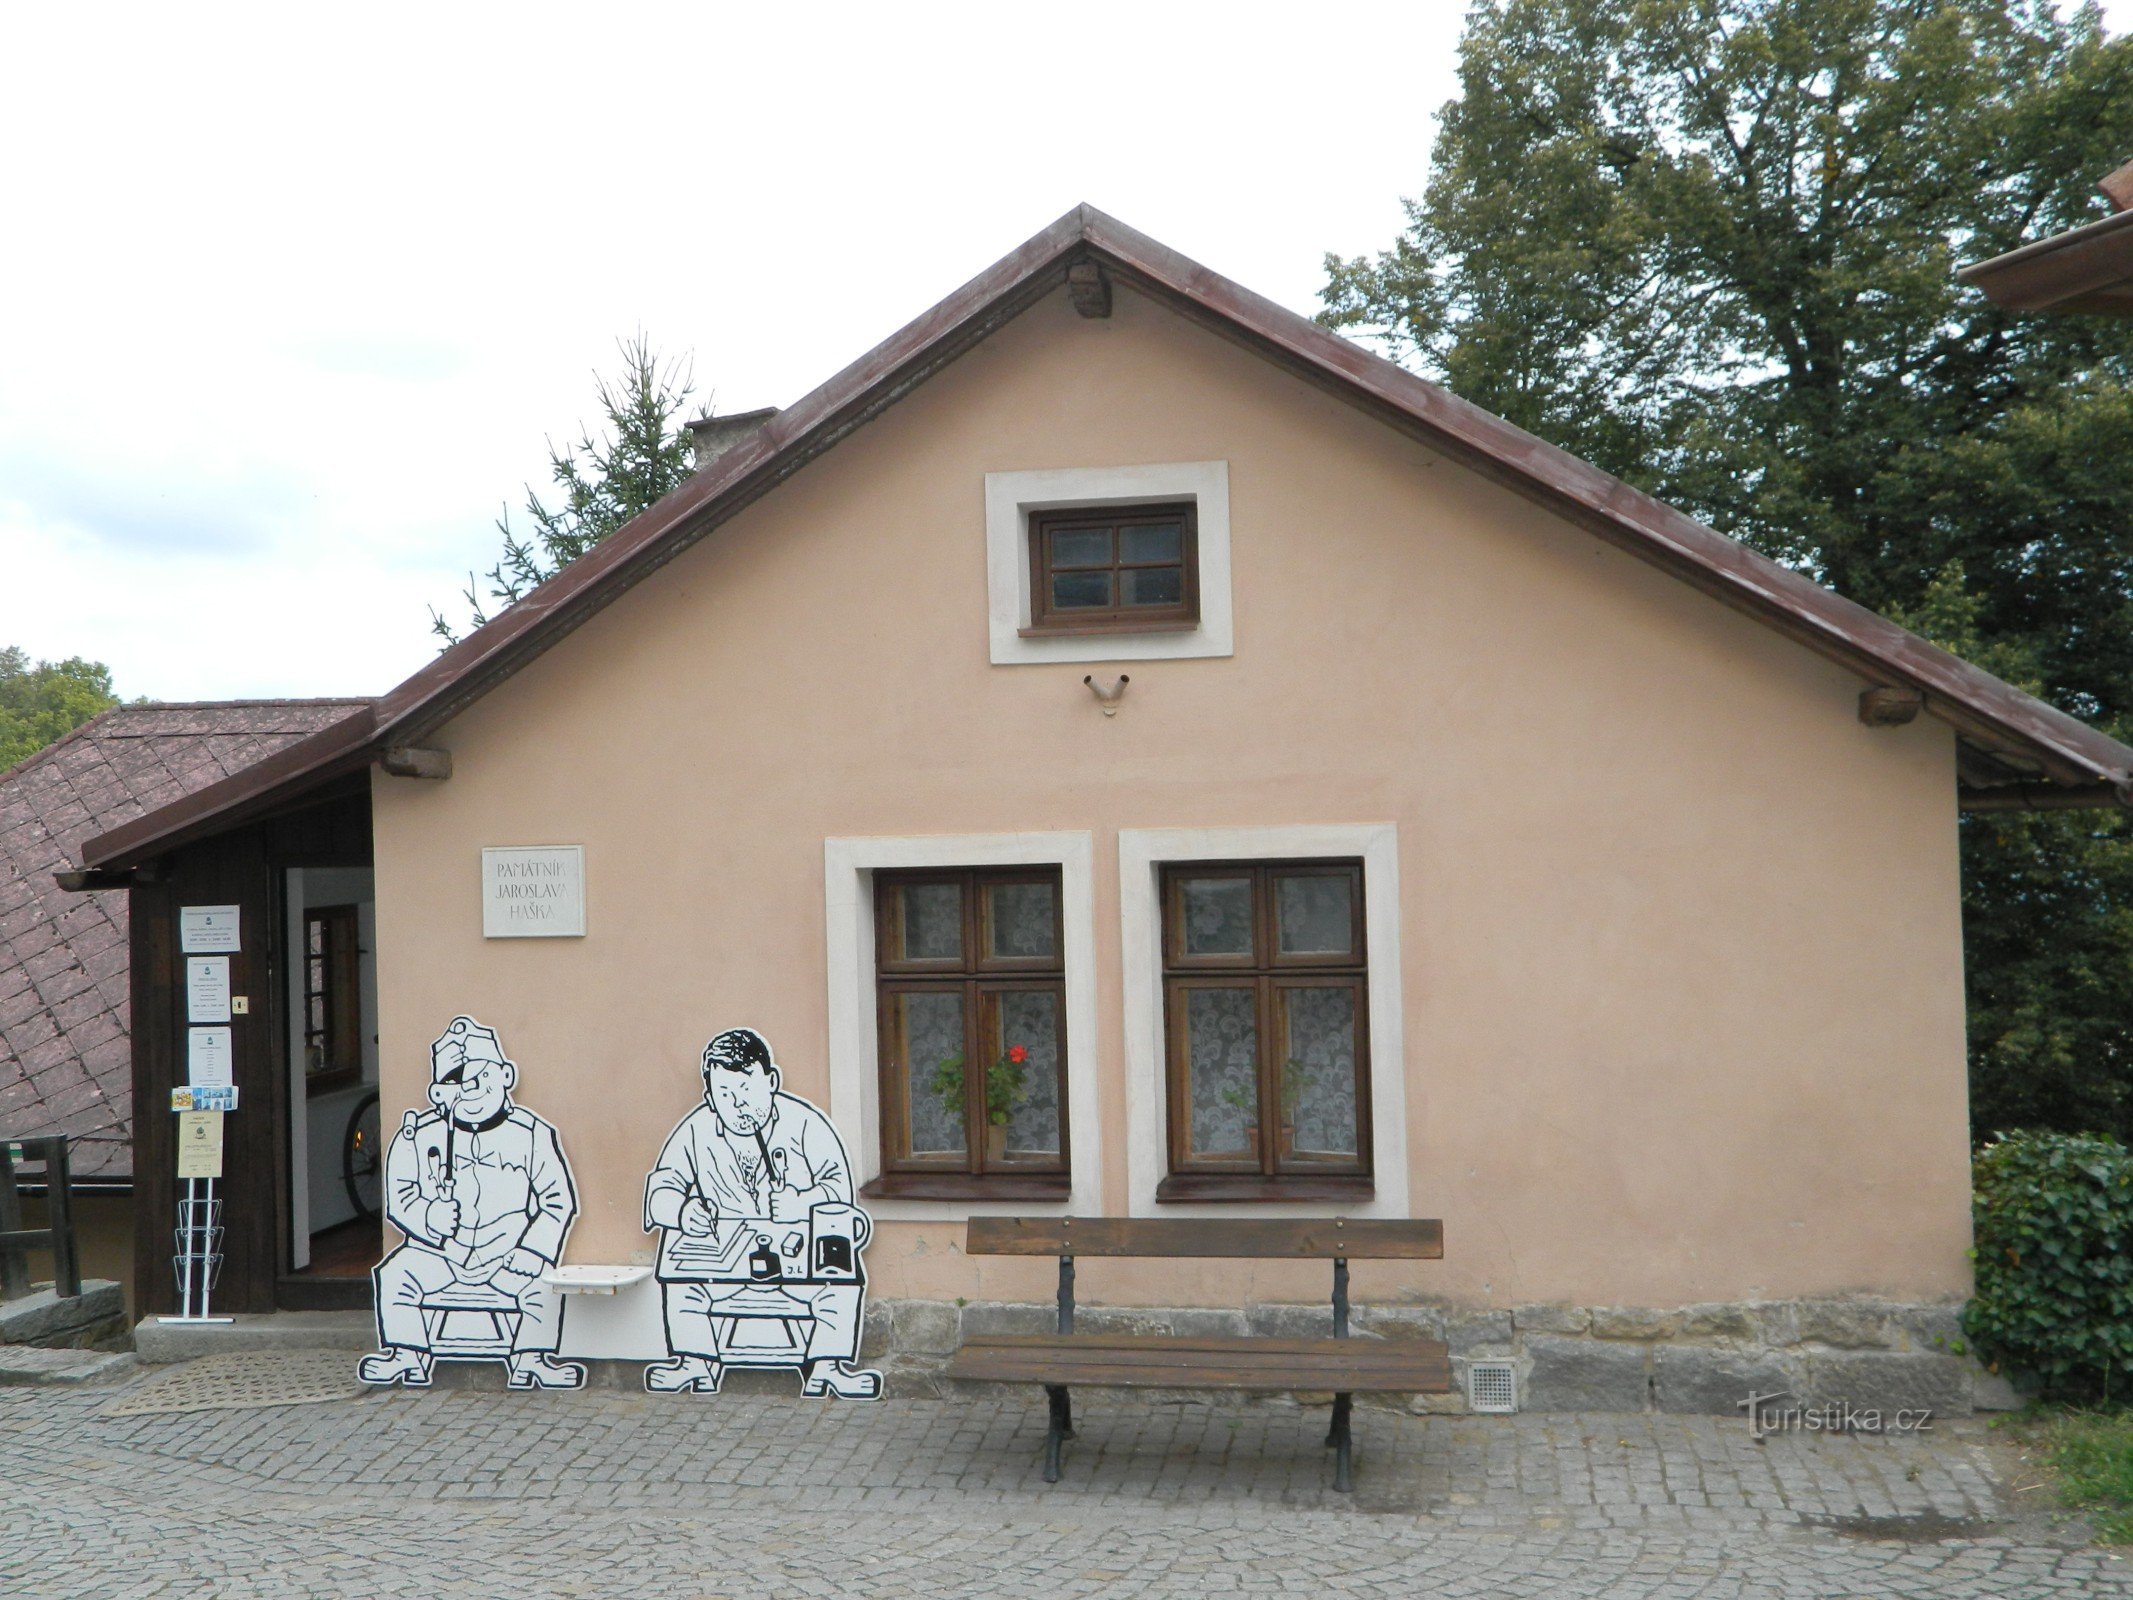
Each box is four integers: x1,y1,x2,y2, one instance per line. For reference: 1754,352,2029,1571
61,207,2133,1408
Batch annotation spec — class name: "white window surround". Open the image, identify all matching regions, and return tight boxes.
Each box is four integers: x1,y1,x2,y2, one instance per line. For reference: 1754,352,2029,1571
824,832,1101,1219
1118,824,1410,1219
984,461,1233,666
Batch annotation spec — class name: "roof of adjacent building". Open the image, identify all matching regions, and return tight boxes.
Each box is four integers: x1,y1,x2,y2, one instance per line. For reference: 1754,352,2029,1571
0,699,371,1183
1961,158,2133,316
76,204,2133,873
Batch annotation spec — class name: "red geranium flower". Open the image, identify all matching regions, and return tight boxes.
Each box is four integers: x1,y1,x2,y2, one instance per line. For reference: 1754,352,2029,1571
1007,1045,1029,1064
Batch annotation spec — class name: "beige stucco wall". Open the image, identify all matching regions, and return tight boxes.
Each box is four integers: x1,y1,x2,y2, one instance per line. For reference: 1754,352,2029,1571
371,281,1971,1313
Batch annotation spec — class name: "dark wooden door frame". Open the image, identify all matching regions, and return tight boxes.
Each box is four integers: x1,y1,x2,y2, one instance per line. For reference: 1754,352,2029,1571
269,853,377,1312
128,786,375,1318
128,828,286,1316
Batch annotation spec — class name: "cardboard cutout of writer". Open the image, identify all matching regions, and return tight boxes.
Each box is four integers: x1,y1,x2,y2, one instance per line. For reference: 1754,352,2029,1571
643,1027,882,1398
358,1016,584,1390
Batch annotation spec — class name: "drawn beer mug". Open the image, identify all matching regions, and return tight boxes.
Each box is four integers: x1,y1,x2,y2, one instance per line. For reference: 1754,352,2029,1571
808,1201,870,1279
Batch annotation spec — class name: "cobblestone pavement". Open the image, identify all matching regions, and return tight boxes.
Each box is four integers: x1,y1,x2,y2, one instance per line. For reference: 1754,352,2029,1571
2,1367,2127,1598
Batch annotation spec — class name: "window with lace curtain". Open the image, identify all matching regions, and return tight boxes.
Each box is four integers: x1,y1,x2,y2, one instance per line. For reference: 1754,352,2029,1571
868,867,1069,1199
1158,860,1371,1201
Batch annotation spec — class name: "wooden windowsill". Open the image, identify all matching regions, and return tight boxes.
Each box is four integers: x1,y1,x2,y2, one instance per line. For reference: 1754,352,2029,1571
861,1173,1072,1202
1018,619,1200,639
1155,1174,1376,1204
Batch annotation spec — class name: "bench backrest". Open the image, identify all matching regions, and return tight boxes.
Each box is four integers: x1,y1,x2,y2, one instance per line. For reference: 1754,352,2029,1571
965,1217,1443,1260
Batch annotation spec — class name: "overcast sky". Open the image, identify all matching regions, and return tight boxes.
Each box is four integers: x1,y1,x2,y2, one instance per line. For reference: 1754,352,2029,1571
3,3,2126,702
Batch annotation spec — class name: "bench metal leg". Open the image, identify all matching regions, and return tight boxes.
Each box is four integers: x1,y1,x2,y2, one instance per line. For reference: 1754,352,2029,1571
1043,1385,1072,1483
1326,1392,1354,1492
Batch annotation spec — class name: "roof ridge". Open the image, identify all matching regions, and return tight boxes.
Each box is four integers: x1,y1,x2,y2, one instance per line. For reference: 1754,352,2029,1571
128,696,378,709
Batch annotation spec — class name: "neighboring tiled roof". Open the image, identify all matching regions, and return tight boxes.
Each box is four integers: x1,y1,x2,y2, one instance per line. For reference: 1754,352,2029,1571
0,700,371,1183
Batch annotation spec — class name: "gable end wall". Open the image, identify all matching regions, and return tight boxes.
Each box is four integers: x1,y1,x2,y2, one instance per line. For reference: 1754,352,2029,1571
371,282,1970,1310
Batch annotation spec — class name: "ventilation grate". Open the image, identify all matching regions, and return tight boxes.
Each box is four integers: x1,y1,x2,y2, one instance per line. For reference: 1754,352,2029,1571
1466,1359,1518,1414
104,1351,363,1417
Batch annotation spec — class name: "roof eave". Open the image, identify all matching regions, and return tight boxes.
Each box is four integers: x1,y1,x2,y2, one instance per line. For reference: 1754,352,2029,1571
1071,210,2133,795
1961,778,2133,812
1959,208,2133,316
365,210,1100,750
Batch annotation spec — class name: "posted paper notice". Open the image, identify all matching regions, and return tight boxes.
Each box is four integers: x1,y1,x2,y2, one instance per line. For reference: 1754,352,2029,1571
176,1111,224,1179
186,956,231,1023
180,905,241,954
187,1026,234,1087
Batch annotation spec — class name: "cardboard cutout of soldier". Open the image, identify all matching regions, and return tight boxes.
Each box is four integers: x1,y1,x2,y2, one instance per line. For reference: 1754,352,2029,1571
642,1026,882,1398
357,1016,584,1390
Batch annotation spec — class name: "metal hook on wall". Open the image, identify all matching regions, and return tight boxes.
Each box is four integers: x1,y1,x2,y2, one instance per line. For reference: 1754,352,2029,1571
1083,674,1130,716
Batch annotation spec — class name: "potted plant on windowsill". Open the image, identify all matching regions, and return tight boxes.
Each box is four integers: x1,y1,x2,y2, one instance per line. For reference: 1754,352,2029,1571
1219,1083,1258,1158
930,1045,1030,1163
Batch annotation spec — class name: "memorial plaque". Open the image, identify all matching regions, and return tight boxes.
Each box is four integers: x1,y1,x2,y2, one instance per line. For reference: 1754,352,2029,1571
481,846,586,938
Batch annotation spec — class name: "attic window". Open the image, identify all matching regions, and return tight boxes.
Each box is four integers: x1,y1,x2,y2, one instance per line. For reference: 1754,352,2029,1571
983,462,1232,666
1024,502,1199,636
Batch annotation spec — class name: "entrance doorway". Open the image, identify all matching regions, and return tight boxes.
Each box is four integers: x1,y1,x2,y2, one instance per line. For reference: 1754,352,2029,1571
280,866,382,1307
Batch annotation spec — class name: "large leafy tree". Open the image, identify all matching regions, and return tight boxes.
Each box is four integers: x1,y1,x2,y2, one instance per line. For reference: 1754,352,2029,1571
1323,0,2133,1140
0,647,121,770
433,334,701,644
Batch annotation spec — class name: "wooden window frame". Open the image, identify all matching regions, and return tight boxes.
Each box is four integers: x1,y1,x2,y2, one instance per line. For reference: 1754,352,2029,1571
1157,860,1372,1203
868,867,1071,1200
302,904,362,1096
1022,500,1200,637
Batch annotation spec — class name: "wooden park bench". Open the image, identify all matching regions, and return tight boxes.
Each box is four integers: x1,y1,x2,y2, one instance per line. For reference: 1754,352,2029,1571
946,1217,1448,1491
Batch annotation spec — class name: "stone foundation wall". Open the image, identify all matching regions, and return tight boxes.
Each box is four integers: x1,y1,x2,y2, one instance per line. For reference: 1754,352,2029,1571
0,1281,130,1353
858,1296,2006,1417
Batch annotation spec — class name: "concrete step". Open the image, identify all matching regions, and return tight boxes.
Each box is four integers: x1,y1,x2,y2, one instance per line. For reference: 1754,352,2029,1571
133,1310,375,1363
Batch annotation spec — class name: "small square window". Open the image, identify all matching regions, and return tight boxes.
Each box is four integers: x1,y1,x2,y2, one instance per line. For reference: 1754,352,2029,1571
1024,502,1199,636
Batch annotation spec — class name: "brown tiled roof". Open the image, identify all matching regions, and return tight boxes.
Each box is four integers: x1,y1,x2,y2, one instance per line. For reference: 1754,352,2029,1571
0,700,371,1183
81,205,2133,870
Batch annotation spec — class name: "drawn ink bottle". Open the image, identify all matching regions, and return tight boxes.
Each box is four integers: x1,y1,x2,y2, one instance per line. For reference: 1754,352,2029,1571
748,1233,782,1281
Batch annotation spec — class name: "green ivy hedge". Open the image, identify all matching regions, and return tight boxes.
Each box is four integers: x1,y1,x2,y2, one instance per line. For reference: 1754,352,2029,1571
1965,1130,2133,1403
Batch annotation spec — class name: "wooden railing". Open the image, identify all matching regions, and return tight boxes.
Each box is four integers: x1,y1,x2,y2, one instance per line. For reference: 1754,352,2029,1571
0,1137,81,1301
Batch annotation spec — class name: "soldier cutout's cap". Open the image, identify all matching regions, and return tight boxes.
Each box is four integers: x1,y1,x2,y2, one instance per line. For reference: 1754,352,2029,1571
432,1016,507,1085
